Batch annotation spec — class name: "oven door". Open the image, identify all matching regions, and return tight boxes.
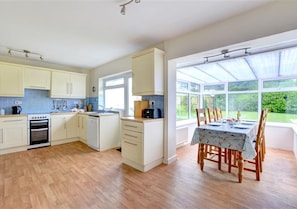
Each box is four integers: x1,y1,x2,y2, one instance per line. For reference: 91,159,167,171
29,120,49,145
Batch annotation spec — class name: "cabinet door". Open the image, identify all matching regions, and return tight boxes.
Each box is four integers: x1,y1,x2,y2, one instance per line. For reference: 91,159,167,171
78,114,87,140
0,117,27,149
132,52,154,95
24,67,51,90
66,114,78,138
132,48,164,96
51,115,67,141
70,73,86,98
0,63,24,97
51,71,70,98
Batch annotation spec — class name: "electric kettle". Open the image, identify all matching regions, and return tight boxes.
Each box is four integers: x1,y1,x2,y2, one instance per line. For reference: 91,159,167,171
12,106,22,114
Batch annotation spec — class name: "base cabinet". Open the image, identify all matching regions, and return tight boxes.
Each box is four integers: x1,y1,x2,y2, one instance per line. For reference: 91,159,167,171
0,116,27,153
51,113,78,145
121,118,163,172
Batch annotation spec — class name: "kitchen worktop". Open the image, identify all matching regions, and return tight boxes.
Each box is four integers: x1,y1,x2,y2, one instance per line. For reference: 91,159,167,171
0,114,28,118
121,117,163,123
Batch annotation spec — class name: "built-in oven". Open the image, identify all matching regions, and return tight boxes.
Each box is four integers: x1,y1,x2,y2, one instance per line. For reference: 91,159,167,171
28,114,51,149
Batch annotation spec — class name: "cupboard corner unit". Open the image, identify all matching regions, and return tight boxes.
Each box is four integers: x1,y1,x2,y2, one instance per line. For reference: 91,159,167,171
0,62,24,97
50,71,87,99
132,48,164,96
121,118,164,172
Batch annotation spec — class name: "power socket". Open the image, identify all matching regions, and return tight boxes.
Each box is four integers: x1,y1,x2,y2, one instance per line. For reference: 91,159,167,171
14,101,22,105
149,100,155,108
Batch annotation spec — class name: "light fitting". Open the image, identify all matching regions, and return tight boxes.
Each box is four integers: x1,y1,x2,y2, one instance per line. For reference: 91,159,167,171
204,47,250,63
120,0,141,15
7,48,43,60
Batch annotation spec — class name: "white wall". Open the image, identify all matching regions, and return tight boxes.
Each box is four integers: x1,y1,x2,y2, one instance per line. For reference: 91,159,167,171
90,1,297,164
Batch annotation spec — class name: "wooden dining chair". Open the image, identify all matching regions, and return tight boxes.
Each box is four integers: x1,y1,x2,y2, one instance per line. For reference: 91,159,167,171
215,107,223,121
197,108,226,169
229,109,268,181
207,107,217,122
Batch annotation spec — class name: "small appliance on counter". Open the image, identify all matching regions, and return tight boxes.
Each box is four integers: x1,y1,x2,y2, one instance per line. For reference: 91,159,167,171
12,106,22,114
143,108,161,119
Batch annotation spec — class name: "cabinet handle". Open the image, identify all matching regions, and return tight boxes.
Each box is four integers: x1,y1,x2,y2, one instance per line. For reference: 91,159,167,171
124,133,137,138
29,85,46,89
2,119,24,123
124,125,138,128
124,141,137,146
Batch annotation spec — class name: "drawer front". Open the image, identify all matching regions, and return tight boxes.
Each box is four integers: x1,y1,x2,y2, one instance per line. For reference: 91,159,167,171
122,139,142,164
122,120,143,133
122,129,142,143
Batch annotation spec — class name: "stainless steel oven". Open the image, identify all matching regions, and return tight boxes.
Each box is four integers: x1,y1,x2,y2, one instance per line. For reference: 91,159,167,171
28,114,51,149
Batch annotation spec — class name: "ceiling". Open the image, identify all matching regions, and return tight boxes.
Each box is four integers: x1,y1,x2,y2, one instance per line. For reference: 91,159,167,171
177,46,297,84
0,0,273,70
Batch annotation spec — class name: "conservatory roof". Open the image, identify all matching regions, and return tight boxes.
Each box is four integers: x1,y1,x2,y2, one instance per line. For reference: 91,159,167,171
177,46,297,84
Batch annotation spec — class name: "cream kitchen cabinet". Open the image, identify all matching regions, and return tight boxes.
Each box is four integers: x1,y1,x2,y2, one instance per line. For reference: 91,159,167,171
24,66,51,90
0,62,24,97
51,113,78,145
132,48,164,96
51,71,87,98
121,118,164,172
78,114,88,143
0,116,27,150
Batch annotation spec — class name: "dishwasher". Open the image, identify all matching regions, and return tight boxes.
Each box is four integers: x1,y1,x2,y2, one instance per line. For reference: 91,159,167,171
87,113,121,151
87,115,100,151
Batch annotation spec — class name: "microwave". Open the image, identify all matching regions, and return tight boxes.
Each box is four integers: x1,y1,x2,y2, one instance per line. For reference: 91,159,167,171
143,108,161,119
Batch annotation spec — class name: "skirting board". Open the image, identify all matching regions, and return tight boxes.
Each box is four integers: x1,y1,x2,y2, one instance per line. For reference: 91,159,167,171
122,157,163,172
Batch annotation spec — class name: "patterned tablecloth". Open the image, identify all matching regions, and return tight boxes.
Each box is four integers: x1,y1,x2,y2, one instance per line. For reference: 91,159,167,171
191,122,258,160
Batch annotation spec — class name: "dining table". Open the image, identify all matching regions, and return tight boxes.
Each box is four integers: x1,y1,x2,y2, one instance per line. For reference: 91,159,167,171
191,120,258,183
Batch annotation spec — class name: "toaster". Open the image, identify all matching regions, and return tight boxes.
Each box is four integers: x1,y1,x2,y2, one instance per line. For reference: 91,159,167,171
143,108,161,119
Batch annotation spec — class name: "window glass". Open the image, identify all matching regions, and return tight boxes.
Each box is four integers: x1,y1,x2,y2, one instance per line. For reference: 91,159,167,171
105,88,124,109
190,83,200,92
176,81,188,91
203,94,226,111
263,78,297,89
190,94,199,119
228,93,258,120
262,91,297,123
228,80,258,91
176,93,189,121
204,84,224,91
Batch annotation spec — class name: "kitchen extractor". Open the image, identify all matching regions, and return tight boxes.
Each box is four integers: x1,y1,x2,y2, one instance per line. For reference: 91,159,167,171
27,114,50,149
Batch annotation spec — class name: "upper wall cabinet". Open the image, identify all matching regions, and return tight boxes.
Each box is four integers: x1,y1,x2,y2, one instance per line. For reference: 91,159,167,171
51,71,87,99
132,48,165,96
24,66,51,90
0,62,24,97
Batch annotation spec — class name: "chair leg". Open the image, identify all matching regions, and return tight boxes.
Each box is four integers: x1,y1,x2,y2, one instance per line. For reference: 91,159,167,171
197,144,200,164
255,154,260,181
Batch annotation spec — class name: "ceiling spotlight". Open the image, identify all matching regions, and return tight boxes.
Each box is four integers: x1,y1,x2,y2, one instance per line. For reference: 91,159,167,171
8,49,12,55
120,0,140,15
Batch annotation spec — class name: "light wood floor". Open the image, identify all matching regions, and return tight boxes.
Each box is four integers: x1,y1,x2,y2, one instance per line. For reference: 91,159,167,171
0,142,297,209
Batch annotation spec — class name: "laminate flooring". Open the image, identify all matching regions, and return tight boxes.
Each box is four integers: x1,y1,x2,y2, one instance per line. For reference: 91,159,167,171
0,142,297,209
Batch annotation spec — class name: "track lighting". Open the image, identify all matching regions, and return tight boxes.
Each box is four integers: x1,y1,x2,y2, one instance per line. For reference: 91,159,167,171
7,48,44,61
120,0,141,15
204,47,250,63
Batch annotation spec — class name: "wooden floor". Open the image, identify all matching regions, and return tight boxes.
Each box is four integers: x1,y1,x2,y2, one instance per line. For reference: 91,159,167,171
0,142,297,209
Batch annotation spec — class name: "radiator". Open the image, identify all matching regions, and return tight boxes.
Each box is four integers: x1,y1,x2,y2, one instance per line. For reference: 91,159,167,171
176,127,188,147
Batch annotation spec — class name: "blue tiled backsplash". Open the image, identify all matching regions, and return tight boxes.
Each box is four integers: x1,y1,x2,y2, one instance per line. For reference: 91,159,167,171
0,89,86,114
142,95,164,118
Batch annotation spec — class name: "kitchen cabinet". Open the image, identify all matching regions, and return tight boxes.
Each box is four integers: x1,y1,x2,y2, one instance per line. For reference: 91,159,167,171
51,71,87,98
0,62,24,97
78,114,88,142
24,66,51,90
87,113,120,151
0,116,27,150
132,48,164,96
51,113,78,145
121,118,164,172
